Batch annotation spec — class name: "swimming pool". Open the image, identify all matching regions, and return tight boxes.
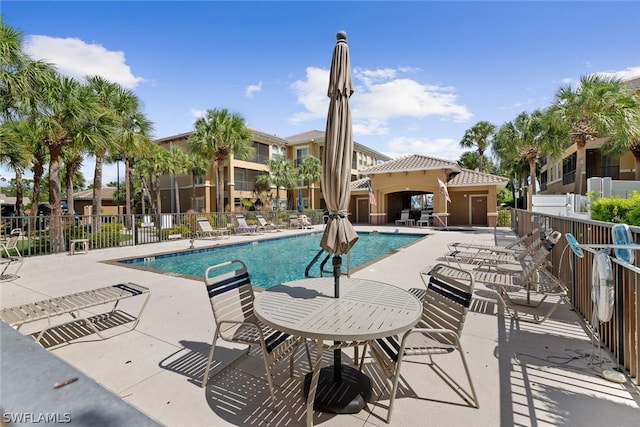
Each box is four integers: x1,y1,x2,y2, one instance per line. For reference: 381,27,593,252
117,231,425,288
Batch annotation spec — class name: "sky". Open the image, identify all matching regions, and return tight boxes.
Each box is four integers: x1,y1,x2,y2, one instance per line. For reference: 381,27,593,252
2,0,639,186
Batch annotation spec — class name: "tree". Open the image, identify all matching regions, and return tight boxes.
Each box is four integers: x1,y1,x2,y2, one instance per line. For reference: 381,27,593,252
167,145,188,213
188,108,254,214
39,75,104,252
549,74,640,194
459,121,496,173
0,120,33,215
458,151,496,174
494,109,566,209
296,155,321,209
184,151,210,211
256,158,296,211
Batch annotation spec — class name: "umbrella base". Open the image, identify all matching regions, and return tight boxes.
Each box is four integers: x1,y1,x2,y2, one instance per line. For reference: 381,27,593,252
303,365,371,414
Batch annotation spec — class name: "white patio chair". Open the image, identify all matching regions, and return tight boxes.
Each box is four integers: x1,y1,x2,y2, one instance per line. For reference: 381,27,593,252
201,260,310,407
360,263,478,422
395,209,414,226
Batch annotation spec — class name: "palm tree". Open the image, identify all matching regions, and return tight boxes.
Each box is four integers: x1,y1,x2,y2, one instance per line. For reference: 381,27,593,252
39,75,105,252
0,120,33,215
296,155,321,209
188,108,254,214
0,19,54,121
549,74,640,194
459,121,496,173
494,109,566,209
256,158,297,211
167,145,188,213
458,151,496,174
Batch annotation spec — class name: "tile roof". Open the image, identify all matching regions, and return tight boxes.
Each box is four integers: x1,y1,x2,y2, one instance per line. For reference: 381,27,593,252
350,177,371,191
448,169,509,187
72,187,116,201
285,130,325,144
360,154,461,174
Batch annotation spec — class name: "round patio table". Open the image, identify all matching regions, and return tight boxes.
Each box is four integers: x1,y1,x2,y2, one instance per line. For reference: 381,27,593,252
254,277,422,426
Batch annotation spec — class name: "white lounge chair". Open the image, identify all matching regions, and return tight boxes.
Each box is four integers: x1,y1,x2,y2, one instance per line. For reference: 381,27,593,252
416,210,432,227
256,214,284,232
1,235,23,282
298,214,313,229
196,218,230,240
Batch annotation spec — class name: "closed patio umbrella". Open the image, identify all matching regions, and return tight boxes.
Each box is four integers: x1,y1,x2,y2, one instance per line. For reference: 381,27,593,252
306,30,367,414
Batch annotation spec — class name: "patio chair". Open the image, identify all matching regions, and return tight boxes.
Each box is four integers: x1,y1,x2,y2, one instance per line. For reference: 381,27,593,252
447,228,542,255
395,209,414,226
298,214,313,229
289,215,299,229
416,210,432,227
256,214,284,232
444,230,551,268
235,215,258,234
360,263,478,422
436,231,566,324
196,217,230,240
1,235,24,281
201,260,310,407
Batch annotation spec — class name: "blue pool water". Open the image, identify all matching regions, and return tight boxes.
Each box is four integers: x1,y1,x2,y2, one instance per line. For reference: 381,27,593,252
119,232,425,288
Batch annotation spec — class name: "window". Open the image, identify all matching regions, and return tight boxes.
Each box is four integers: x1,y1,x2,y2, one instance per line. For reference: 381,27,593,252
295,147,309,167
272,145,286,160
194,175,204,185
234,168,260,191
195,197,205,211
562,153,577,185
251,142,269,164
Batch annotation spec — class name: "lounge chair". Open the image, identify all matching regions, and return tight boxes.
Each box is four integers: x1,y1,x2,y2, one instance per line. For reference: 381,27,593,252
1,235,24,281
395,209,414,226
444,230,552,268
0,282,150,345
360,263,478,422
416,210,432,227
447,228,542,255
235,215,258,234
298,214,313,229
201,260,310,407
196,217,230,240
256,214,284,232
435,231,566,324
289,215,299,229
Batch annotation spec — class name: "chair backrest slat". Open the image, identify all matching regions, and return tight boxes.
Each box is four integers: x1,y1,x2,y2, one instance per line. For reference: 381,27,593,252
204,260,254,324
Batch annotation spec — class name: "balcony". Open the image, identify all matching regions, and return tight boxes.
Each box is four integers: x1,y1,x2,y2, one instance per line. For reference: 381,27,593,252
587,165,620,180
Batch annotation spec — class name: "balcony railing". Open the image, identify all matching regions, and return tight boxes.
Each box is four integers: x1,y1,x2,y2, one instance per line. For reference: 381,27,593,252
562,170,576,185
587,165,620,179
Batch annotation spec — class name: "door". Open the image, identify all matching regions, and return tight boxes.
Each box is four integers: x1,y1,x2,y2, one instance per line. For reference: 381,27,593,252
357,198,369,223
471,196,488,225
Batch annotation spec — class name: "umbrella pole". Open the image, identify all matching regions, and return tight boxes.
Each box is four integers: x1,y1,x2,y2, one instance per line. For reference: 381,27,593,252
333,255,342,382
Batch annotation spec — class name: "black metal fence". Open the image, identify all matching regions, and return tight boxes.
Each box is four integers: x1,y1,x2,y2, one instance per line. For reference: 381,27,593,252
1,209,326,257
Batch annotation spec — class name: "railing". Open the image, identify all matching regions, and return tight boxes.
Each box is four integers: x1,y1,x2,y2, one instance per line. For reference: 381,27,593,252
587,165,620,179
513,209,640,384
563,170,576,185
1,209,326,257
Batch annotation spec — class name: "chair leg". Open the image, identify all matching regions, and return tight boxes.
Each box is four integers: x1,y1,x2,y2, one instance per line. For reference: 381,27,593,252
386,357,404,423
262,354,279,410
201,329,220,388
457,343,479,408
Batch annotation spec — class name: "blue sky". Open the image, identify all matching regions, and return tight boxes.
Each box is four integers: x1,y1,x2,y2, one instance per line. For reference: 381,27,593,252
2,1,639,185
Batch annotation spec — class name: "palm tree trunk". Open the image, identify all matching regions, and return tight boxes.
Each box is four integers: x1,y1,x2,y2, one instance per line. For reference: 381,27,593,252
528,159,537,210
125,158,132,217
92,154,104,231
48,145,64,253
174,177,180,214
14,169,23,216
574,136,588,195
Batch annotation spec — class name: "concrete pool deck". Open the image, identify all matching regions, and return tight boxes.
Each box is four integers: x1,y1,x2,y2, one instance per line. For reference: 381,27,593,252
1,225,639,426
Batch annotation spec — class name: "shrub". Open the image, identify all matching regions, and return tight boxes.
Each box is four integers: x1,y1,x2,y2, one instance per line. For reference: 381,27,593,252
591,191,640,225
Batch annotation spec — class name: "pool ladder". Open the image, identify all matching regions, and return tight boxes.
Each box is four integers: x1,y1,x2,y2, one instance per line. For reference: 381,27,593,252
304,249,351,278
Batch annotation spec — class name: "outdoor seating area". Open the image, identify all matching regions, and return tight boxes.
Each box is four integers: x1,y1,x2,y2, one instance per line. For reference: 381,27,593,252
1,224,638,427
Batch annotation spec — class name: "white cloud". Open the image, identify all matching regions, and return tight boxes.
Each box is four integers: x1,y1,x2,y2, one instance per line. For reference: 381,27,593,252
190,109,207,122
595,66,640,81
245,81,263,98
24,35,144,89
289,65,472,134
383,136,462,162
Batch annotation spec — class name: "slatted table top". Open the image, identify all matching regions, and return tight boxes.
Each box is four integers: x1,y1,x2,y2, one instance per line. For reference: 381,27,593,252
254,277,422,342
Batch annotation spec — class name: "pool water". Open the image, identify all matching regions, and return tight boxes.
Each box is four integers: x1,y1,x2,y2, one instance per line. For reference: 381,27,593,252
119,231,425,288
